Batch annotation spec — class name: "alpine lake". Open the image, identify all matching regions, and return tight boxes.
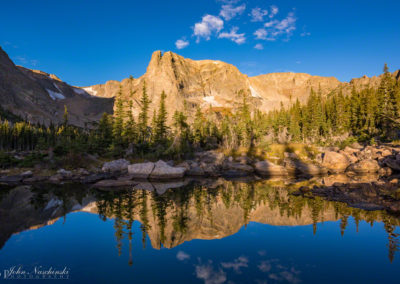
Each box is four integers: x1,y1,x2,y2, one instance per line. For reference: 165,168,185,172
0,177,399,284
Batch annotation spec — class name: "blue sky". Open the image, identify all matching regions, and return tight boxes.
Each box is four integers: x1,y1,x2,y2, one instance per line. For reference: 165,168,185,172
1,0,399,86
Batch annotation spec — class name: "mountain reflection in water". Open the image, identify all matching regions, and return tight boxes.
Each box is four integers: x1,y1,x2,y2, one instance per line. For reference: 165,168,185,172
0,178,399,283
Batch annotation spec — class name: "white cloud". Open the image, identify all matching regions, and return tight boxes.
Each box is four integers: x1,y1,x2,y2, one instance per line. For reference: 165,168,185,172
250,7,268,22
301,31,311,37
258,11,296,41
254,43,263,50
196,262,226,284
270,5,279,18
176,251,190,261
194,15,224,42
258,261,271,272
275,12,296,32
220,4,246,21
254,28,267,40
175,39,189,49
221,256,248,273
218,26,246,44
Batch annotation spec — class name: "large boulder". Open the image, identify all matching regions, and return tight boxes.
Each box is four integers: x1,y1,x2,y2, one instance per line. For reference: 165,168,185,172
347,159,380,174
254,160,288,176
128,162,155,179
384,158,400,171
321,151,350,173
102,159,130,172
149,160,186,180
283,158,327,175
223,162,254,177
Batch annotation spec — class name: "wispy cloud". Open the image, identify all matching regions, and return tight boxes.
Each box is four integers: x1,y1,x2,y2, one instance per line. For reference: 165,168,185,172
176,251,191,261
257,11,297,41
254,43,263,50
258,261,271,272
14,55,39,67
179,3,298,48
193,15,224,42
196,261,227,284
218,26,246,44
254,28,267,40
175,38,189,49
250,7,269,22
270,5,279,18
219,3,246,21
221,256,249,273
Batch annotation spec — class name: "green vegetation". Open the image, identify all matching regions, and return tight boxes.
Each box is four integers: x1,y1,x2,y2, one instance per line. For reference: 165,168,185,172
0,65,399,162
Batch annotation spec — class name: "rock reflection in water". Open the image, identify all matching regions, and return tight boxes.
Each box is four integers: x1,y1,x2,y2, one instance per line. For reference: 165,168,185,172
0,178,399,266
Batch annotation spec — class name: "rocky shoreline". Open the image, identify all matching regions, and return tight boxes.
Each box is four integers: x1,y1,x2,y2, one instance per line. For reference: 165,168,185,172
1,144,400,188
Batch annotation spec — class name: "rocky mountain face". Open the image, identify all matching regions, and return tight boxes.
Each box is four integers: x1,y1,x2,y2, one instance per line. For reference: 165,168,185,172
0,46,113,126
86,50,399,121
1,46,398,126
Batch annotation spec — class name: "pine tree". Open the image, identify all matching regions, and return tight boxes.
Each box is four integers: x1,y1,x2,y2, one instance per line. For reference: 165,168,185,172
193,106,204,145
138,81,150,143
113,85,124,147
63,105,69,127
123,100,136,144
154,91,168,143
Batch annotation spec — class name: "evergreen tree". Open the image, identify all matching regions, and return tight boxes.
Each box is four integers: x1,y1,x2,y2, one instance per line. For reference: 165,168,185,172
113,85,125,148
154,91,168,143
138,81,150,143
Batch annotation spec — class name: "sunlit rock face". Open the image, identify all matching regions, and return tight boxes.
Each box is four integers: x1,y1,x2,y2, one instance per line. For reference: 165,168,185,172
0,47,113,127
86,51,399,122
1,46,399,126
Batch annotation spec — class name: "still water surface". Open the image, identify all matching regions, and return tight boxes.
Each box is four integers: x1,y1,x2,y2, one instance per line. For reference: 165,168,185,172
0,179,399,283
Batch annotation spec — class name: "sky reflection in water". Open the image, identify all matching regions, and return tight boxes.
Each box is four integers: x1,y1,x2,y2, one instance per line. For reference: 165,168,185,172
0,179,399,283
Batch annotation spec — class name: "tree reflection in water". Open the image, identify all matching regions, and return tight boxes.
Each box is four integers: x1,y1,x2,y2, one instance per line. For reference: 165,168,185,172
93,179,400,265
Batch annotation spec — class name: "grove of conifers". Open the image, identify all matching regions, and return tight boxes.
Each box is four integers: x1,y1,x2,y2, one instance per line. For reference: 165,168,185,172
0,65,399,160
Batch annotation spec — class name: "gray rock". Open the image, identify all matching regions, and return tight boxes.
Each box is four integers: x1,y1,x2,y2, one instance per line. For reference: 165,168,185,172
346,159,380,174
21,170,33,177
102,159,130,172
128,162,155,179
321,151,350,173
0,175,23,183
385,158,400,171
186,166,205,176
57,169,72,178
49,174,62,183
226,162,254,173
82,173,112,184
176,161,191,171
255,160,288,176
149,160,186,180
23,176,48,183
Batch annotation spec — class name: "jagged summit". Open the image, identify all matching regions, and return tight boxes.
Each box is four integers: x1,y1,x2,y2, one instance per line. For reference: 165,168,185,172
1,46,398,126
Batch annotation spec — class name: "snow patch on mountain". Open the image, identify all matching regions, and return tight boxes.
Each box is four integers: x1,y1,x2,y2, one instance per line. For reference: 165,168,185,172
46,89,65,100
83,87,97,96
249,85,261,98
203,96,222,107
